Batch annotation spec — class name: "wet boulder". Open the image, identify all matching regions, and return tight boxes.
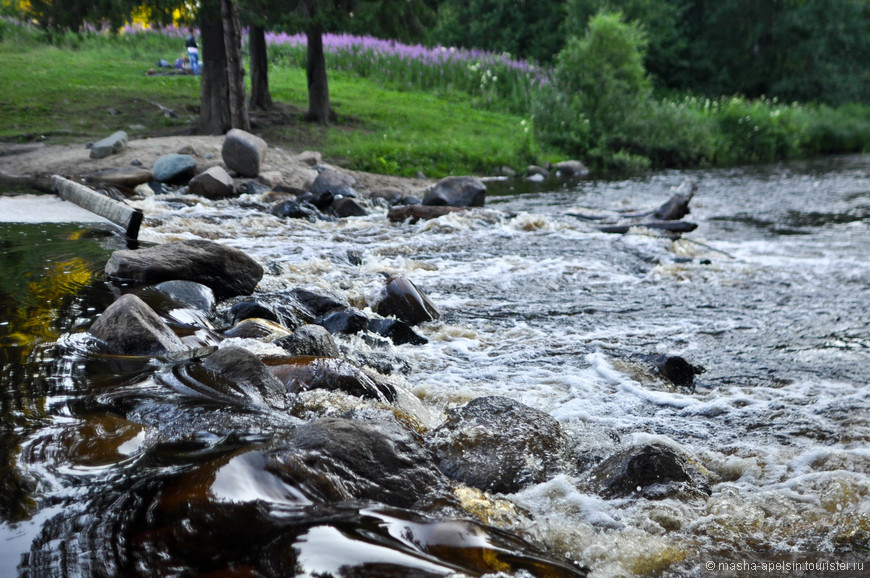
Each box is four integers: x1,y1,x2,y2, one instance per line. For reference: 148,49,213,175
273,324,340,358
270,357,396,402
588,443,711,500
152,153,197,184
287,288,347,318
188,166,235,199
427,396,570,494
311,168,359,198
332,197,368,218
651,178,696,221
223,318,293,341
221,128,268,178
105,239,264,300
200,346,287,410
422,176,486,207
89,293,186,356
271,199,319,222
387,205,467,223
153,280,215,314
268,417,453,508
367,318,428,346
644,354,704,388
89,130,128,159
373,277,440,326
316,306,368,335
229,301,279,325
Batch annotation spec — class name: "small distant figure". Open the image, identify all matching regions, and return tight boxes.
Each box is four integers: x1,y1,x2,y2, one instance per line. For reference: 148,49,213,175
185,29,199,75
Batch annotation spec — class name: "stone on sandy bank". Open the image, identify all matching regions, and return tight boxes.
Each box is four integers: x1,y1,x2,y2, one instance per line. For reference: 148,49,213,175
423,176,486,207
89,293,186,356
84,166,153,188
311,168,359,198
221,128,267,178
152,153,197,183
89,131,128,159
427,396,570,494
105,239,264,299
188,165,235,199
555,160,589,177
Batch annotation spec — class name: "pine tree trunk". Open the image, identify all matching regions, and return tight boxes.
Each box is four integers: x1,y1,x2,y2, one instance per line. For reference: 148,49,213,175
198,3,231,134
249,25,273,110
304,23,336,125
221,0,250,131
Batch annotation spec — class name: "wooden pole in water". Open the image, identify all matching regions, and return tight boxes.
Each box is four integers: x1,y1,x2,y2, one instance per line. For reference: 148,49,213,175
51,175,143,240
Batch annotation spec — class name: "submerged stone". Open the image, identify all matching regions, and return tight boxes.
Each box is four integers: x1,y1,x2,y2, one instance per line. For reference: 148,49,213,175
588,443,711,500
270,357,396,402
273,324,340,358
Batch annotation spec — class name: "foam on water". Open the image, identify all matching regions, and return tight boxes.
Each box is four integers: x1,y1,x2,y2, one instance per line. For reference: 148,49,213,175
16,157,867,574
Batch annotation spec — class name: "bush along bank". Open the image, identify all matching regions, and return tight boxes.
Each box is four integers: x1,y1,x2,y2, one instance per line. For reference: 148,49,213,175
531,11,870,173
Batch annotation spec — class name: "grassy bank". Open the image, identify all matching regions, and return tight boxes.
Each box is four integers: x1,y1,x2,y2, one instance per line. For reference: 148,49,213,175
0,25,543,178
2,22,870,178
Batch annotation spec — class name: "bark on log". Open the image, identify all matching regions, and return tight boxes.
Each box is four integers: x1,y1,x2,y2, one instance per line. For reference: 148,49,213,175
51,176,143,239
597,221,697,234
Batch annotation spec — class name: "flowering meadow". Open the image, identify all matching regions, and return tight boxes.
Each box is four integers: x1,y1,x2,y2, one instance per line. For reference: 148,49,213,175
264,32,550,115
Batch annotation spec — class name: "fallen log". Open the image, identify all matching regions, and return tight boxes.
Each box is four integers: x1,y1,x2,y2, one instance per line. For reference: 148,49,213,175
387,205,467,223
651,178,696,221
51,175,143,239
597,221,698,234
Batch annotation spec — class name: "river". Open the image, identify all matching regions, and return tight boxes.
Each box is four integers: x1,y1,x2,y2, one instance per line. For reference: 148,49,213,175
0,155,868,576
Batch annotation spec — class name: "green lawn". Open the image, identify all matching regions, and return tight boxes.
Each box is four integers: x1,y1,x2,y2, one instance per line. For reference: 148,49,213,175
0,29,545,177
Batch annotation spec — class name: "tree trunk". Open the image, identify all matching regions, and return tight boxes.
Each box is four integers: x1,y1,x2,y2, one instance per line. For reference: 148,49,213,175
249,25,273,110
198,2,231,134
304,23,336,125
221,0,250,131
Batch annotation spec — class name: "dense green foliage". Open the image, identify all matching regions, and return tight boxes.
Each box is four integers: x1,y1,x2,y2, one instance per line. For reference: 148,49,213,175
533,10,870,171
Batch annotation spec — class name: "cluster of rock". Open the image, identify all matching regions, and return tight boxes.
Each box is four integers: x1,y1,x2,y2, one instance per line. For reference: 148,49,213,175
87,233,712,526
83,128,591,228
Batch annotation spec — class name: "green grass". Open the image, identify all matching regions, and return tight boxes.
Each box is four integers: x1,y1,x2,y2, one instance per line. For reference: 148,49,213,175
0,26,549,178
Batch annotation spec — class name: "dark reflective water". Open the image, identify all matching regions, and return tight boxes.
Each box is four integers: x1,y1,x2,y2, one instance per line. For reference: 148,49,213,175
1,155,869,576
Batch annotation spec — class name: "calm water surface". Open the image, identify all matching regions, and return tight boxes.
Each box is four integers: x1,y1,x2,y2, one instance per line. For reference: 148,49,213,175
0,155,868,576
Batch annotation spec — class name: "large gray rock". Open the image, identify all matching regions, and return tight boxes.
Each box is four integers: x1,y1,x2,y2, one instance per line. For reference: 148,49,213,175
311,168,359,197
373,277,439,326
427,396,570,494
422,176,486,207
201,346,286,410
188,166,235,199
89,293,186,356
152,154,197,183
269,418,453,509
105,239,264,300
89,131,128,159
221,129,267,178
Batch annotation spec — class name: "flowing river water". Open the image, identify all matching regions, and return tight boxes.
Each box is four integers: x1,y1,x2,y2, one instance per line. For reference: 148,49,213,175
0,155,868,576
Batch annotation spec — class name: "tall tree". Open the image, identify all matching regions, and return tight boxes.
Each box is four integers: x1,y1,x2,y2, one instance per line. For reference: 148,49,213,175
198,0,250,133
